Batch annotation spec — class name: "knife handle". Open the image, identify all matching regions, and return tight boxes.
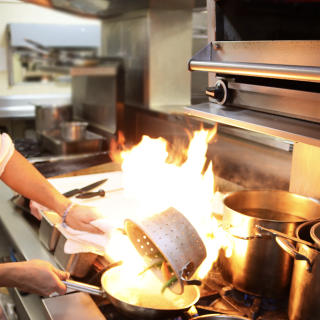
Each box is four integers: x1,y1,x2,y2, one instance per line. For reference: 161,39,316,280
76,189,105,199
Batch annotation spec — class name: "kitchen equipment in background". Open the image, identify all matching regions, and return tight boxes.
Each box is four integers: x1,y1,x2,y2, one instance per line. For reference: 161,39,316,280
124,207,205,295
24,38,101,67
221,190,320,298
54,233,97,278
276,220,320,320
60,121,88,141
310,221,320,248
63,263,200,320
39,210,62,251
35,103,72,136
40,129,105,155
62,178,108,198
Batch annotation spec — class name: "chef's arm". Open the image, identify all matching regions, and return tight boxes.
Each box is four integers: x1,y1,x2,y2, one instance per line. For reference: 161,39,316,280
0,260,68,296
1,150,104,234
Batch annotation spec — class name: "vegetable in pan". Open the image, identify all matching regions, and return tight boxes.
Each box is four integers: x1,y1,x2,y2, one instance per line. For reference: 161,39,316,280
138,255,178,293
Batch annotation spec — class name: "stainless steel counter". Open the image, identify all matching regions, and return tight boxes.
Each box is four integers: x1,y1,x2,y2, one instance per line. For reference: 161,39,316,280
0,181,103,320
0,95,70,120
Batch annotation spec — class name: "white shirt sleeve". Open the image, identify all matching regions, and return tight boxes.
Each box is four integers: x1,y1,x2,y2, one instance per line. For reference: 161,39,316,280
0,133,14,176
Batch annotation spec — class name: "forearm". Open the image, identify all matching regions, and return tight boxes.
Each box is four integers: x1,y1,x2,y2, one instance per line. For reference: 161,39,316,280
0,263,21,288
1,150,71,216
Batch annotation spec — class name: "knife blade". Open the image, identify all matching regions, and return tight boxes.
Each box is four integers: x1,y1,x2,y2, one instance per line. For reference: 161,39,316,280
63,179,108,198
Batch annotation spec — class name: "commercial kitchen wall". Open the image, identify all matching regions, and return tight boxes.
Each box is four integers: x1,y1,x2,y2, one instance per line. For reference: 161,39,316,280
0,0,100,97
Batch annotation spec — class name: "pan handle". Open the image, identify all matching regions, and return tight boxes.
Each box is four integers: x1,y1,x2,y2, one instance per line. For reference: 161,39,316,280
62,280,105,296
223,222,272,240
275,236,313,272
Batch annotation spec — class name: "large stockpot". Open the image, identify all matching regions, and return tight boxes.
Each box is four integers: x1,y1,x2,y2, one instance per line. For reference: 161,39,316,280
220,190,320,298
276,220,320,320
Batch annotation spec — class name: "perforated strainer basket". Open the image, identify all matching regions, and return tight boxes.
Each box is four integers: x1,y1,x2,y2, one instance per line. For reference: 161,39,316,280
124,207,207,295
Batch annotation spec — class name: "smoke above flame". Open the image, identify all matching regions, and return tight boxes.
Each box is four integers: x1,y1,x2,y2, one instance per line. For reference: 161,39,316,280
110,125,232,279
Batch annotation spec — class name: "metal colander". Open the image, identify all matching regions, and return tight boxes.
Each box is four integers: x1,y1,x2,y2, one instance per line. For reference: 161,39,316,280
124,207,207,295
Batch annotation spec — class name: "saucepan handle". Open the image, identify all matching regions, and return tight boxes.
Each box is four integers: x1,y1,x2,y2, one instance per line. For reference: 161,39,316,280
275,236,313,272
223,222,272,240
62,280,105,296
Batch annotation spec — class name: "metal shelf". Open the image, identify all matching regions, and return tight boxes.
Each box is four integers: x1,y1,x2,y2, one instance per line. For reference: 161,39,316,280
184,102,320,148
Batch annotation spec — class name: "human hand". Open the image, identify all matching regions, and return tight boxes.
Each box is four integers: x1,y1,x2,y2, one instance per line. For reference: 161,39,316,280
12,260,69,296
65,205,105,234
29,200,50,220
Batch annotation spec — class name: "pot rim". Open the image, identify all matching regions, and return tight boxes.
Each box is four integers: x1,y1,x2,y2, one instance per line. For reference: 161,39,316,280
223,189,320,223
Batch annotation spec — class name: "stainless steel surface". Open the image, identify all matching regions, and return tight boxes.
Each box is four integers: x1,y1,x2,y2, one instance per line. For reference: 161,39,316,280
0,182,59,266
221,190,320,298
184,102,320,148
42,292,105,320
275,221,320,320
310,222,320,248
72,62,122,135
101,8,192,108
35,104,72,135
39,211,62,252
190,40,320,72
40,129,104,155
62,281,104,296
227,82,320,123
0,94,70,120
50,0,197,17
125,207,206,295
54,233,97,277
188,40,320,124
27,152,107,164
275,237,312,271
64,264,200,320
257,225,319,250
9,288,44,320
190,60,320,83
60,122,88,142
228,82,320,102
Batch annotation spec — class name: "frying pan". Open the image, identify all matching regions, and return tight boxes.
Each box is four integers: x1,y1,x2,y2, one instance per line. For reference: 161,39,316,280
63,262,200,320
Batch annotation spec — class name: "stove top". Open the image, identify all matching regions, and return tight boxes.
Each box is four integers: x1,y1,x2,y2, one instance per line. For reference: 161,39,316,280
13,138,52,158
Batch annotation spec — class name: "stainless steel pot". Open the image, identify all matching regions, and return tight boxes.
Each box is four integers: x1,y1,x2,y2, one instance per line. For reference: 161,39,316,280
63,263,200,320
60,122,88,141
35,104,72,135
220,190,320,298
276,220,320,320
310,221,320,247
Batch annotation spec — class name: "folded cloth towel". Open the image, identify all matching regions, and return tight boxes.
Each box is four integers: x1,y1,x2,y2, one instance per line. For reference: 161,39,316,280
58,218,124,256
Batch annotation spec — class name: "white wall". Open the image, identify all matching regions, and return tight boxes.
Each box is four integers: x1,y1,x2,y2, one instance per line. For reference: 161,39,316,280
0,0,100,97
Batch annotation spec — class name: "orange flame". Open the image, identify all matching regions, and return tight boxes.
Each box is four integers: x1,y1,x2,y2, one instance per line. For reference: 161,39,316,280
110,126,232,279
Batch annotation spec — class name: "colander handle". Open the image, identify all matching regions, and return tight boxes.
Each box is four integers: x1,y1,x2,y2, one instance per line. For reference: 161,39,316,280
181,278,202,286
179,261,202,286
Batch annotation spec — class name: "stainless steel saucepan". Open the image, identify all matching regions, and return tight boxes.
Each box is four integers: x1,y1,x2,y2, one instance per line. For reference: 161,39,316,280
63,262,200,320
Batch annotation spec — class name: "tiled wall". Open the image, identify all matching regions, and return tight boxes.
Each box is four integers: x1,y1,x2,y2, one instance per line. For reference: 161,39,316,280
0,0,100,97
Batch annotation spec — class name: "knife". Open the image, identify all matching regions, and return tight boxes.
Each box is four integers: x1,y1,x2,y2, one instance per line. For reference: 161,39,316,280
63,179,108,198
